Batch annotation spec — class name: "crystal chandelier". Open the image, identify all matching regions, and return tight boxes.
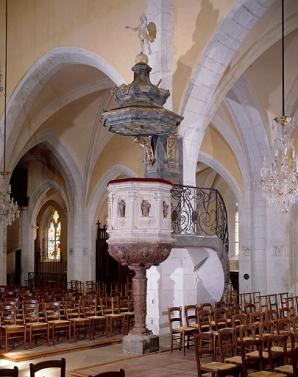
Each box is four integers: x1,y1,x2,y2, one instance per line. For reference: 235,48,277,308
0,0,19,227
260,0,296,213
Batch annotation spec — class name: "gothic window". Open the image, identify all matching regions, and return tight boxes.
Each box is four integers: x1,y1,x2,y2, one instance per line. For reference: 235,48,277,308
235,203,239,256
47,210,61,260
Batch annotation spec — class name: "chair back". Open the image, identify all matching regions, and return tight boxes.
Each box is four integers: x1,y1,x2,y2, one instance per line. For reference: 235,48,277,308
200,302,213,312
29,358,66,377
215,301,226,309
102,297,120,315
230,304,242,317
197,309,212,333
277,317,291,334
265,309,278,322
118,296,129,312
241,338,265,377
279,307,291,320
0,366,18,377
218,328,236,362
268,334,288,371
44,301,62,321
88,369,125,377
249,311,262,325
291,347,298,377
185,304,198,327
232,313,247,328
239,324,256,341
0,304,18,325
82,298,103,317
63,299,82,319
22,303,40,324
214,307,228,330
167,306,182,329
194,332,214,371
244,303,256,314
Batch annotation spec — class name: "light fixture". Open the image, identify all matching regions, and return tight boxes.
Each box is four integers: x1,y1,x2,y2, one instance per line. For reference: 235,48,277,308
260,0,296,213
0,0,19,227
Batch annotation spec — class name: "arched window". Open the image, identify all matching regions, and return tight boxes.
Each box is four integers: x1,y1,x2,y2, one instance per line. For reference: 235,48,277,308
235,202,239,256
47,210,61,260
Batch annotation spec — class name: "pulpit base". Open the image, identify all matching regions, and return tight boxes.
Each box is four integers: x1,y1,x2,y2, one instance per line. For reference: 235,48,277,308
122,333,159,355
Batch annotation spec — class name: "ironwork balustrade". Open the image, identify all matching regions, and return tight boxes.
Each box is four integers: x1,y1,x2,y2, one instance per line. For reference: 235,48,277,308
171,185,229,253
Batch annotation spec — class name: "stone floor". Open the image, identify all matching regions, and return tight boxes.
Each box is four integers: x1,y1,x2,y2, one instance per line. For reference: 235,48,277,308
0,333,198,377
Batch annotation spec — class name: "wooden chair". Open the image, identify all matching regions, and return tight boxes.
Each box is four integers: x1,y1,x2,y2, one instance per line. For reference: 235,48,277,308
219,327,242,366
259,295,269,313
249,311,262,329
0,366,18,377
44,302,71,346
279,293,289,308
118,296,134,335
22,303,50,349
244,303,256,315
197,309,212,333
200,302,213,312
268,294,278,311
194,332,238,377
215,301,226,309
102,297,125,337
82,298,107,339
185,304,199,331
268,334,288,373
279,307,291,320
0,304,26,352
277,318,291,335
29,358,66,377
64,299,91,342
232,313,247,328
265,309,279,333
168,306,196,356
241,338,265,377
214,307,229,330
245,323,270,361
290,347,298,377
88,369,125,377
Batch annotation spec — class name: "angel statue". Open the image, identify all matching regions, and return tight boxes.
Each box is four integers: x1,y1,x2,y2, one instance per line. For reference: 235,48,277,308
125,13,156,54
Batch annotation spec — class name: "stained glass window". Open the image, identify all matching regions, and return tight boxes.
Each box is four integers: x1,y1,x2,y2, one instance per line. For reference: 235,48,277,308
47,210,61,260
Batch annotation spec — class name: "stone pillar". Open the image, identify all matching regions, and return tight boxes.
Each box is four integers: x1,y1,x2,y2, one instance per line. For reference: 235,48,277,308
20,206,29,285
129,266,151,336
0,228,7,285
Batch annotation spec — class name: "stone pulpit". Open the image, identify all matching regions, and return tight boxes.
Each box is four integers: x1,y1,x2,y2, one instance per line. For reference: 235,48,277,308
107,178,175,354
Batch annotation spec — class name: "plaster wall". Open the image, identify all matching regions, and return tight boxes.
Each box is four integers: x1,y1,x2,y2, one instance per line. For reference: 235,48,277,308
147,246,224,334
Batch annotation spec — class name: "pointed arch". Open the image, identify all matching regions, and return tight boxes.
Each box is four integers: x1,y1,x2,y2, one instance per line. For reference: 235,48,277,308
1,47,125,171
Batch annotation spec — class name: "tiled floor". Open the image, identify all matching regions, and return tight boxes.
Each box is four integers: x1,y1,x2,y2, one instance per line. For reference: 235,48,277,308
0,333,199,377
69,348,197,377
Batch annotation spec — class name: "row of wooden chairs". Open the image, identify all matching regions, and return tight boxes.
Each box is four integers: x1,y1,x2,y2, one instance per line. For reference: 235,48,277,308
0,358,125,377
0,281,134,298
226,291,294,314
0,296,134,353
195,330,298,377
168,304,298,357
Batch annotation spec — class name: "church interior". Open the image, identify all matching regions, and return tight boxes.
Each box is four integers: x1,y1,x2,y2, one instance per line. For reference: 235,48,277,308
0,0,298,374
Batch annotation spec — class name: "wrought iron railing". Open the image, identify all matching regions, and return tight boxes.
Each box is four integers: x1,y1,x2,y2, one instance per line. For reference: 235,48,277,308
171,185,229,253
27,272,67,288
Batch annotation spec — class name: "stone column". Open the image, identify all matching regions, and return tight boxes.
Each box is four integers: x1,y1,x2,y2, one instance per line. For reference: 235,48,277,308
129,266,151,336
0,228,7,285
20,206,29,285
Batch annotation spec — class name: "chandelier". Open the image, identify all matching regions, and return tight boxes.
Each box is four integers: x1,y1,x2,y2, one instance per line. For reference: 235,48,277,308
260,0,296,213
0,0,19,227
